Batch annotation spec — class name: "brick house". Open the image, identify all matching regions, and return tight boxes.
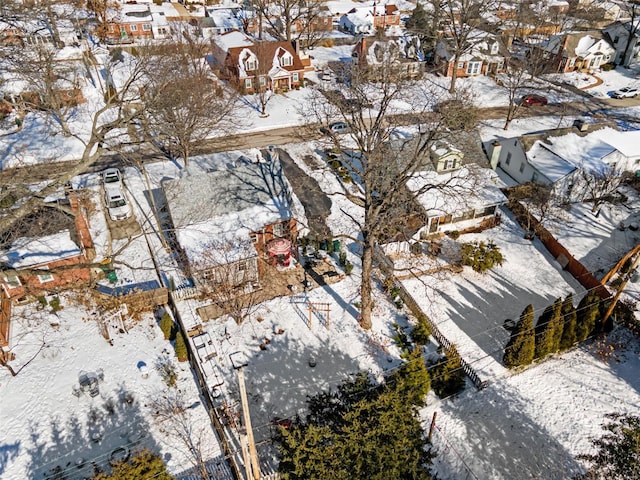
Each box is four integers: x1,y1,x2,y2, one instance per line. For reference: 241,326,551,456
339,3,400,35
436,31,507,77
102,4,170,43
211,30,306,93
352,36,426,78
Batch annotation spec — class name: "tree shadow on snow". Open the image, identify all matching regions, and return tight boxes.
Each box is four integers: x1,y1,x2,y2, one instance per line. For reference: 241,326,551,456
436,382,585,479
24,383,162,480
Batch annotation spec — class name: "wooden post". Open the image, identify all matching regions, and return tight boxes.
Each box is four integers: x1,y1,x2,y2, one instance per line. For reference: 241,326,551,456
602,253,640,326
427,411,437,442
238,369,261,480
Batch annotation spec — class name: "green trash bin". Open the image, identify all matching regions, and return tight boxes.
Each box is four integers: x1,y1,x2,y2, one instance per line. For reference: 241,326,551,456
107,270,118,283
332,239,341,252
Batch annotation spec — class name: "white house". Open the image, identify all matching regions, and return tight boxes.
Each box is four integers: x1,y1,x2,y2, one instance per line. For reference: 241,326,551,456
538,30,616,72
603,20,640,66
486,126,640,200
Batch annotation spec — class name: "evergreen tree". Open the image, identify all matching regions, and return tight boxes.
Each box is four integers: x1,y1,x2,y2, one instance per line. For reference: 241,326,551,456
503,304,535,368
548,297,564,353
160,312,174,340
431,344,466,398
390,348,431,407
277,358,432,480
174,332,188,362
559,294,577,351
534,300,561,360
576,292,601,342
93,449,173,480
405,1,437,51
578,413,640,479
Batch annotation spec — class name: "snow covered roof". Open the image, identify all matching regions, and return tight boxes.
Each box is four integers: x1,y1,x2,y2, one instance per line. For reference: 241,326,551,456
593,128,640,159
525,130,618,181
206,8,244,31
0,230,81,269
163,158,302,264
215,30,254,52
407,166,507,216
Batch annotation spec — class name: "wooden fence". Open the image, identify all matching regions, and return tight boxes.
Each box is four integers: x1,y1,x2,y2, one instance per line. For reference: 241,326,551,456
373,246,488,390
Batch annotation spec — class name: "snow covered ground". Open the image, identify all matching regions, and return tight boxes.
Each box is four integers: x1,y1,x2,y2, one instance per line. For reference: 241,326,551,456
0,301,223,480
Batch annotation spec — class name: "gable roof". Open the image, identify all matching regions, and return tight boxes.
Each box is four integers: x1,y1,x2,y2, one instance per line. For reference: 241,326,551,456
0,230,81,269
162,156,304,264
226,39,305,73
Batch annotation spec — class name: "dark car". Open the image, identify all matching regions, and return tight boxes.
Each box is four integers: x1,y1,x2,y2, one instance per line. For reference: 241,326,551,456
520,94,548,106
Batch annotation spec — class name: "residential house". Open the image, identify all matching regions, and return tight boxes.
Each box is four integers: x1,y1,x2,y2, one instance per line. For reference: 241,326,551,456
435,30,507,77
201,7,245,37
161,154,306,292
211,30,307,93
486,124,640,200
536,30,616,72
338,3,400,35
603,21,640,66
352,36,426,78
102,3,170,43
0,194,94,345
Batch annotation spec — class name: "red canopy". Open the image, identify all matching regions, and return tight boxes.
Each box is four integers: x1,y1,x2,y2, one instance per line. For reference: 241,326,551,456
267,238,292,256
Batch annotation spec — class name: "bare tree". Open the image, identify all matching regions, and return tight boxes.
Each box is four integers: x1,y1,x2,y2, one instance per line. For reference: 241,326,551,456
142,33,241,165
509,181,559,235
619,1,640,67
302,57,478,329
150,388,212,480
250,0,327,43
191,239,262,325
435,0,497,93
83,0,121,43
577,164,623,214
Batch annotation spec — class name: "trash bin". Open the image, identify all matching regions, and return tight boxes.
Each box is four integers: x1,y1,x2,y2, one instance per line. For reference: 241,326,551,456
332,239,341,252
319,240,328,251
107,270,118,283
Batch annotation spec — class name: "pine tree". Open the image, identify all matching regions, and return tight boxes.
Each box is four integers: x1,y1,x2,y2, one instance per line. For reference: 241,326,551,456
559,294,577,351
93,449,173,480
503,304,535,368
390,348,431,407
160,312,174,340
534,300,561,360
431,344,466,398
548,298,564,353
576,292,600,342
174,332,188,362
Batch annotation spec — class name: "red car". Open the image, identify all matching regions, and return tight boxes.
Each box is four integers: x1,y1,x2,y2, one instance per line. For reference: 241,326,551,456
520,94,548,106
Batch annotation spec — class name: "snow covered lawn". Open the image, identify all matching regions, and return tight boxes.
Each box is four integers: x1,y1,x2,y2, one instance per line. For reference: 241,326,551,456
0,300,223,479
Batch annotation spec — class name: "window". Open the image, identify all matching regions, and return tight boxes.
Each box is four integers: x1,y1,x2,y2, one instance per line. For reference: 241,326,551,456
158,27,167,35
246,60,256,71
245,78,252,89
120,26,126,34
532,172,538,182
519,162,525,174
142,24,151,31
292,72,299,82
491,42,499,55
614,36,619,44
250,232,259,243
38,269,54,283
281,55,293,66
130,25,138,31
272,222,285,237
444,158,457,170
466,61,481,75
259,76,267,87
3,274,21,288
505,152,512,165
497,60,504,71
457,61,464,69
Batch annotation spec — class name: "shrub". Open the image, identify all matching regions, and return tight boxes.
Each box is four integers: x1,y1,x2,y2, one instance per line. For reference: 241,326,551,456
504,304,535,368
159,312,174,340
600,62,615,71
174,332,188,362
338,251,347,266
411,314,431,345
49,297,62,312
460,240,504,273
446,230,460,240
344,260,354,275
430,345,466,398
156,361,178,388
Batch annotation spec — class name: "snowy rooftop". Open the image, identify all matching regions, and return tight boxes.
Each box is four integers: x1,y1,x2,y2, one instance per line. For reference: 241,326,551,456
215,30,254,52
407,166,508,216
0,231,80,269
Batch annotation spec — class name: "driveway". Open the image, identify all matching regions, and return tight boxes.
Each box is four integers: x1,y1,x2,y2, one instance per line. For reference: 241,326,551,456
265,148,332,239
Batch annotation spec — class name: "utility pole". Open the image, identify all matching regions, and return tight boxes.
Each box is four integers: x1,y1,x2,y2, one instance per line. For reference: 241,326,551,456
602,252,640,325
238,368,261,480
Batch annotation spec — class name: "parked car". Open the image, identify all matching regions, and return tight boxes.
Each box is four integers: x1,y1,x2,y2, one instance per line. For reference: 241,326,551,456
612,86,639,99
520,94,548,106
321,121,350,135
102,168,123,190
104,189,132,221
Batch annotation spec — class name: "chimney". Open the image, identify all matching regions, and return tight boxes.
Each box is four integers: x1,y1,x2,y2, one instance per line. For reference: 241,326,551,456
488,140,502,170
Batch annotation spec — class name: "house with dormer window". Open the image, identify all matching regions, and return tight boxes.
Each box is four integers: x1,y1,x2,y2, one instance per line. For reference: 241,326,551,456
435,30,507,78
211,30,307,94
